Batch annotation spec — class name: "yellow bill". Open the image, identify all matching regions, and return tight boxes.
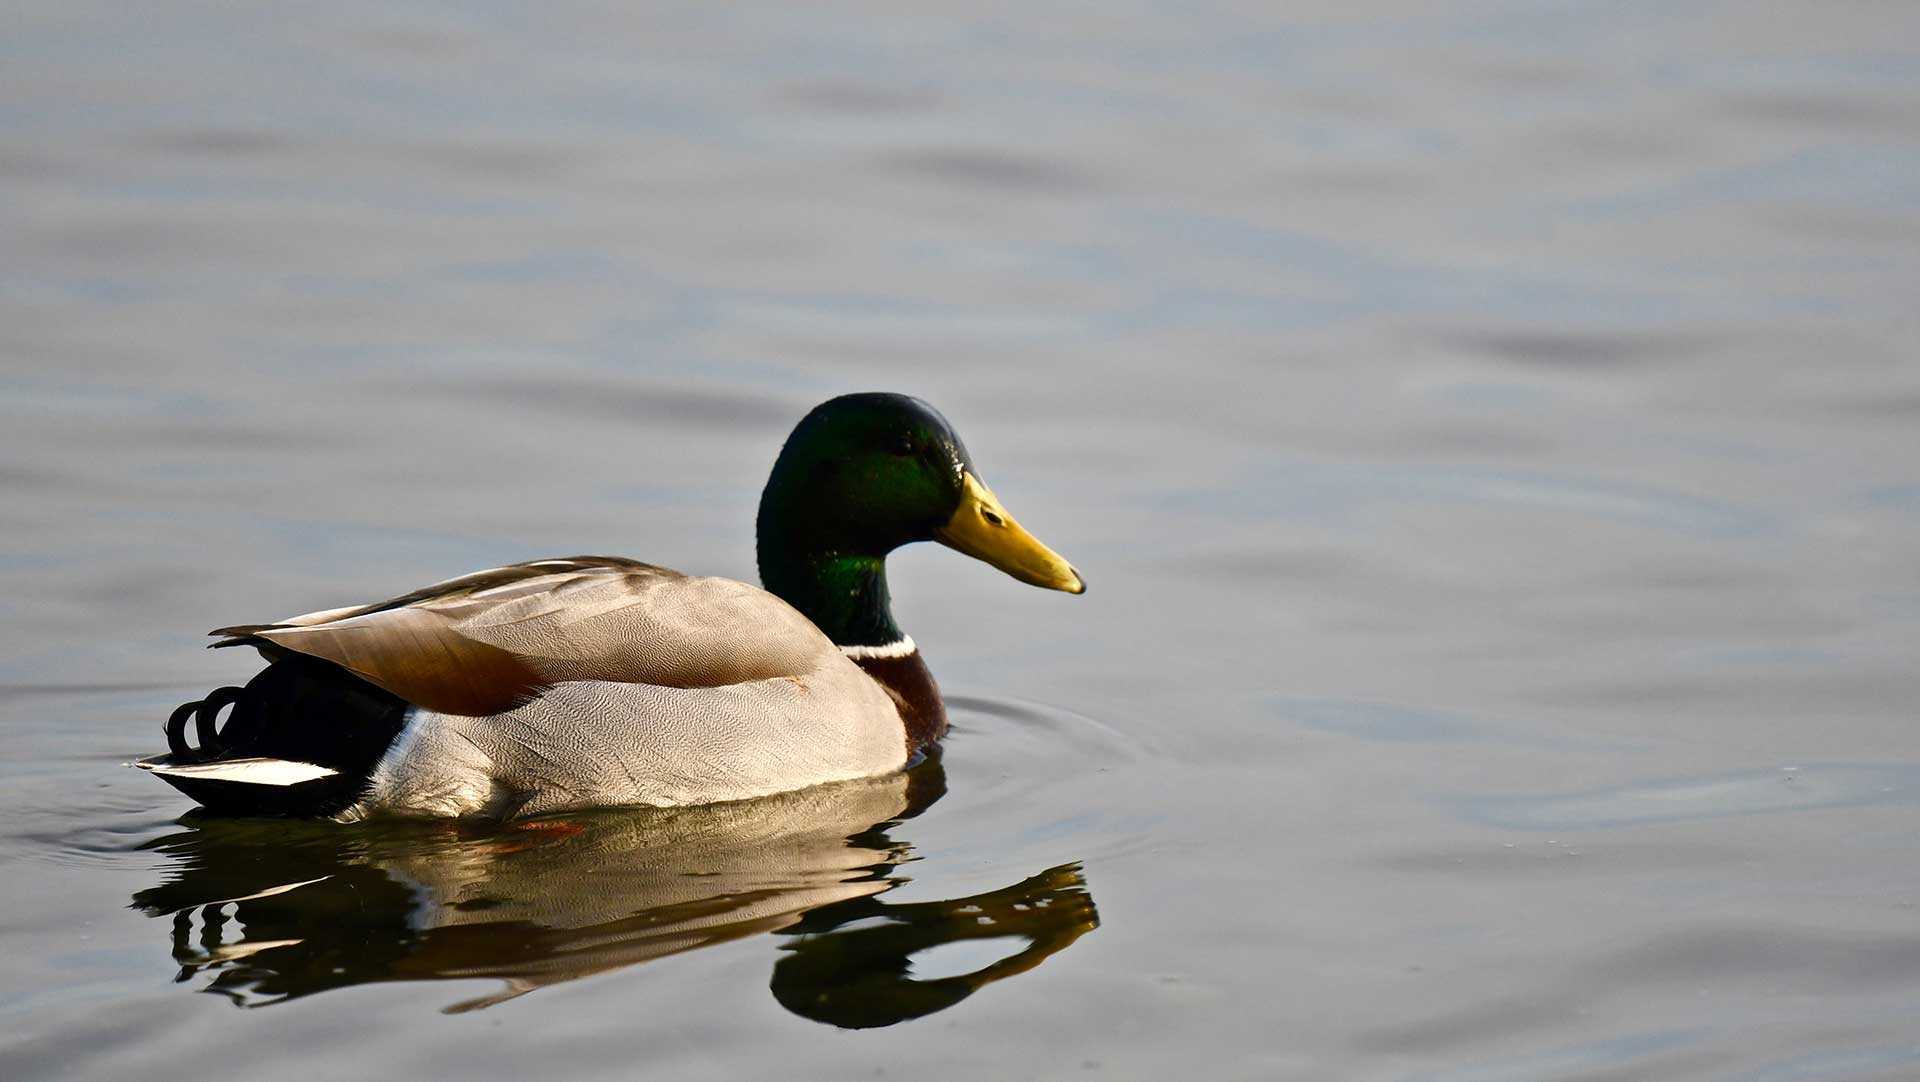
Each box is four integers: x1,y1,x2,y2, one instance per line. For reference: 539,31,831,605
934,471,1085,594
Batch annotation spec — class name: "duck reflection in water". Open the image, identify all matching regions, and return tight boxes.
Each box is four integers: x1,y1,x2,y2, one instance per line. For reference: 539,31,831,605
132,755,1098,1024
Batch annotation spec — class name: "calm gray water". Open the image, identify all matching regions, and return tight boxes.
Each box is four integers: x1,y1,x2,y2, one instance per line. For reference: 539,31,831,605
5,2,1920,1079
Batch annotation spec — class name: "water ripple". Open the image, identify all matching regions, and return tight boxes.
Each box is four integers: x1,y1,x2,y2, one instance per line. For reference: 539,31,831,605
1175,461,1777,540
1453,762,1920,831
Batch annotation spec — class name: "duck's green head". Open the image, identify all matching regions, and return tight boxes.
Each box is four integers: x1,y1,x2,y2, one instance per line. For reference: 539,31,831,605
757,392,1082,644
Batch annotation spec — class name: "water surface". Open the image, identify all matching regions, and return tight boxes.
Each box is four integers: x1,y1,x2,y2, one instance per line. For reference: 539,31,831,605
4,2,1920,1079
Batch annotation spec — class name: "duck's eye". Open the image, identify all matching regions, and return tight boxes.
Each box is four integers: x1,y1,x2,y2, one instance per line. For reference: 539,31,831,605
889,437,915,457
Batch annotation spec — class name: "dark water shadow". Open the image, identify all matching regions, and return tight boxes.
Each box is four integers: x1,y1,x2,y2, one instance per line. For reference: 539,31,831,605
130,755,1098,1022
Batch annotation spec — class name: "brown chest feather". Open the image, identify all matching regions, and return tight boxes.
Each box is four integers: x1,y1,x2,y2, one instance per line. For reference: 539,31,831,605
851,651,947,753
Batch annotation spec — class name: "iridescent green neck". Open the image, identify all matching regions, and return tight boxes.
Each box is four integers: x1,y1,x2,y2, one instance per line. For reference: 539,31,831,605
753,392,972,648
757,550,903,648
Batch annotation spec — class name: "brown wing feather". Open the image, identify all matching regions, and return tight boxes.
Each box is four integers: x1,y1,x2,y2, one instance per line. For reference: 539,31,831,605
254,607,549,717
217,557,833,717
210,556,679,640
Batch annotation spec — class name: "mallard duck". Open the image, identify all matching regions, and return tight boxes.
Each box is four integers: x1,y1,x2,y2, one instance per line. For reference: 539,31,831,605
135,392,1083,820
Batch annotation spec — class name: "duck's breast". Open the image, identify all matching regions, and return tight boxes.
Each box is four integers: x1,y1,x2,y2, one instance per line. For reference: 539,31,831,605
344,652,908,820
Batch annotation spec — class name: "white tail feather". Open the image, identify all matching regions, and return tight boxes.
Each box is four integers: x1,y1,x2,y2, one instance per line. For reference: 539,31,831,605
136,757,339,786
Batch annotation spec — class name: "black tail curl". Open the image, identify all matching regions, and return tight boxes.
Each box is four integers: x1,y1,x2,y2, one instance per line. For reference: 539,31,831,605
164,685,248,763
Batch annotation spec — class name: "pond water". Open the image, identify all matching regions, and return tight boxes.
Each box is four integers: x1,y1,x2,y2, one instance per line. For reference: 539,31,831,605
5,2,1920,1079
